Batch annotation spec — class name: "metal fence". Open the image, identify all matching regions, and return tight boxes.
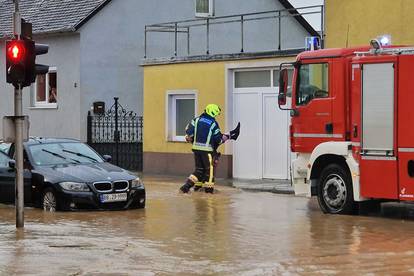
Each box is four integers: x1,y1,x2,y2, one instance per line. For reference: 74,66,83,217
144,5,323,58
87,97,143,171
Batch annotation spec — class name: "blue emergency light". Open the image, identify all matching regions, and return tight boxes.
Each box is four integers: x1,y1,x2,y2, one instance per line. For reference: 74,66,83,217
305,36,320,51
378,35,391,46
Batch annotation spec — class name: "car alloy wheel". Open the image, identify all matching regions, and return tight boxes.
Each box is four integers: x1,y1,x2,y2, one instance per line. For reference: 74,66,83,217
42,188,57,212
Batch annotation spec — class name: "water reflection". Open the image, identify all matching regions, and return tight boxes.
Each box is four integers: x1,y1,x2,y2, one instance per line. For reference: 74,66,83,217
1,178,414,275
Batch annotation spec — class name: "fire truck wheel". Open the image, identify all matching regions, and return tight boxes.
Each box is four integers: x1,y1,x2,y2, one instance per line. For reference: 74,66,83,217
317,164,355,214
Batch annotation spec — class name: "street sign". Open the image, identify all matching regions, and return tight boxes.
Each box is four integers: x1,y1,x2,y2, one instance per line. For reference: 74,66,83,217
3,116,29,142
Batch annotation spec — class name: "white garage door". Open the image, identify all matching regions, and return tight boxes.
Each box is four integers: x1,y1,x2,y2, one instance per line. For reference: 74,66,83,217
232,69,290,180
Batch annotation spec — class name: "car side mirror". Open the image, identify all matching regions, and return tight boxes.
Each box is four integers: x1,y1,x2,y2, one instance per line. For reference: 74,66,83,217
102,155,112,162
8,159,16,170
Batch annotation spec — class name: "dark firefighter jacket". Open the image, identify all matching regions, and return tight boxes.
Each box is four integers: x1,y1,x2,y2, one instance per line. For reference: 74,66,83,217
185,113,223,152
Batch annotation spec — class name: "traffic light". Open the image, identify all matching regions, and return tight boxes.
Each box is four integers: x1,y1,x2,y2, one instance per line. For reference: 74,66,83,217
6,39,27,87
5,19,49,88
24,40,49,86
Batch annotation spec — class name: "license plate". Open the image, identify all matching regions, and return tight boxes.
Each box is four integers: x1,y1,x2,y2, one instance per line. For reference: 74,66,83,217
100,193,127,203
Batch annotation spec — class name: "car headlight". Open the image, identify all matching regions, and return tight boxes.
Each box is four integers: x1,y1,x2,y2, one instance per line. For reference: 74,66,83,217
131,177,144,188
59,182,90,192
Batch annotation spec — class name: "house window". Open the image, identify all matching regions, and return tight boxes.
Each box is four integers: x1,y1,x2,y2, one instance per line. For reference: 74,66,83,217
195,0,214,17
234,70,271,88
34,67,57,107
167,92,197,142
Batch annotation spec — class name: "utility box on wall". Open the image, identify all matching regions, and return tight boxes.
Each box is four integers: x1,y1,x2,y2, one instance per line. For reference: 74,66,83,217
93,101,105,114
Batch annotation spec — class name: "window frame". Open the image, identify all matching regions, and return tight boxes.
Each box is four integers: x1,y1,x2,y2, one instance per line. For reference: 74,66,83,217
166,91,198,142
295,62,329,106
233,67,293,92
195,0,214,18
234,69,272,88
33,67,58,108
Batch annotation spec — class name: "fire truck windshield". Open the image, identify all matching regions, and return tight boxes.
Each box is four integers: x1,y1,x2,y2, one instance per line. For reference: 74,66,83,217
296,63,329,106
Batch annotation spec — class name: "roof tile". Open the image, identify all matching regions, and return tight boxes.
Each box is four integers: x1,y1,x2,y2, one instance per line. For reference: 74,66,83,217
0,0,109,38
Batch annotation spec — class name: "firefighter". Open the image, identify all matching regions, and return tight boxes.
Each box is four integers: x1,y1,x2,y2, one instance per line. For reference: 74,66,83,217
180,104,239,194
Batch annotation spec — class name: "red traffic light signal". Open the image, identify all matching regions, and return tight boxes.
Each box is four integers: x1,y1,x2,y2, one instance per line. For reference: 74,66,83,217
6,41,26,63
6,39,27,87
5,38,49,88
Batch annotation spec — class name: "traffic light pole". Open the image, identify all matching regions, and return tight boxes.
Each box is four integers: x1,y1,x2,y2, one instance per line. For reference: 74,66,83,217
13,0,24,228
15,85,24,228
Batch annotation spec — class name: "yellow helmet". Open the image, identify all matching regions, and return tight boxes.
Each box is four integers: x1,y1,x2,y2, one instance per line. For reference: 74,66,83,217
205,104,221,118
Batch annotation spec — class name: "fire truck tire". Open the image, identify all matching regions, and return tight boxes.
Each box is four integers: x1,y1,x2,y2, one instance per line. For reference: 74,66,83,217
317,164,356,214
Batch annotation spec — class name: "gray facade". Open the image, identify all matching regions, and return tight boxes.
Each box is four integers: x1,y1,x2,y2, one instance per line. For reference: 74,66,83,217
0,0,315,141
0,34,81,139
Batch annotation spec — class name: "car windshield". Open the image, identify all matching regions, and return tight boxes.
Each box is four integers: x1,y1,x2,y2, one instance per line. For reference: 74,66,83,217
28,142,104,166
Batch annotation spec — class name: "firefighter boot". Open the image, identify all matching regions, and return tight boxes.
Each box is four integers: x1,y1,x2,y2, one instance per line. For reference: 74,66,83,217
205,187,214,193
193,182,203,192
204,182,214,194
180,175,198,193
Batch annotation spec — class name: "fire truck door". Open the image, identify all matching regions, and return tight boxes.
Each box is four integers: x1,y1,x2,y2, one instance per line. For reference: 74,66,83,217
396,56,414,201
359,62,398,199
291,62,334,152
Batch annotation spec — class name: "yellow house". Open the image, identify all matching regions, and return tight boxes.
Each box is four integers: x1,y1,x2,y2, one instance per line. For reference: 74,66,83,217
143,53,298,178
325,0,414,48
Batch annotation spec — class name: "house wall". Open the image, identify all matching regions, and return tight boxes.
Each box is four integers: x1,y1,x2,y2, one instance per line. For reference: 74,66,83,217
325,0,414,48
142,56,296,177
143,60,227,177
78,0,310,141
0,34,81,139
144,61,226,154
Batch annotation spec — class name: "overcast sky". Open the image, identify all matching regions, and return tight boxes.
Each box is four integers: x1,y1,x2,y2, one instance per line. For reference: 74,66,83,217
289,0,324,31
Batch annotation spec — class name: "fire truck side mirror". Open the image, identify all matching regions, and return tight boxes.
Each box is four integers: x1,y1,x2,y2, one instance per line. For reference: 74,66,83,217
278,69,289,106
278,93,286,106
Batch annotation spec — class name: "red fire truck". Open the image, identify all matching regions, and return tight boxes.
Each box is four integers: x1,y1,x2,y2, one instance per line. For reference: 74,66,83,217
278,40,414,214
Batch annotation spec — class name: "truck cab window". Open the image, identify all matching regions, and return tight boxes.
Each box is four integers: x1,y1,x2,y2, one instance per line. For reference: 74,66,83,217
296,63,329,106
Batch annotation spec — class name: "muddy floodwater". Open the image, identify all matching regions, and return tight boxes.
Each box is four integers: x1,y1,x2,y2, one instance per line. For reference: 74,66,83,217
2,177,414,275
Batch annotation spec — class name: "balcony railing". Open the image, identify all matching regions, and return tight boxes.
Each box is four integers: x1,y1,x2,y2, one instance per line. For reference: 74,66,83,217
144,5,323,59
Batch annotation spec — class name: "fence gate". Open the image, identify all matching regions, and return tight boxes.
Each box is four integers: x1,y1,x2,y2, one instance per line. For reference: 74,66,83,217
87,97,143,171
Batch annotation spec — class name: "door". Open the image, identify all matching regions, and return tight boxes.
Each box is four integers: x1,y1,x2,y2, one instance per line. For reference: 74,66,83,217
6,146,33,204
233,89,290,179
263,94,289,179
359,62,398,199
233,92,261,179
232,69,290,180
397,56,414,200
291,62,335,153
0,151,15,203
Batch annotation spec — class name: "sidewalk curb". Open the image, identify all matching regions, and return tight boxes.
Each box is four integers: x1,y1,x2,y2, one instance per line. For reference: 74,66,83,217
233,185,294,195
140,173,295,194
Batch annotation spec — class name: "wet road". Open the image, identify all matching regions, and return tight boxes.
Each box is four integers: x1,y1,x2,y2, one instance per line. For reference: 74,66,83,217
2,177,414,275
